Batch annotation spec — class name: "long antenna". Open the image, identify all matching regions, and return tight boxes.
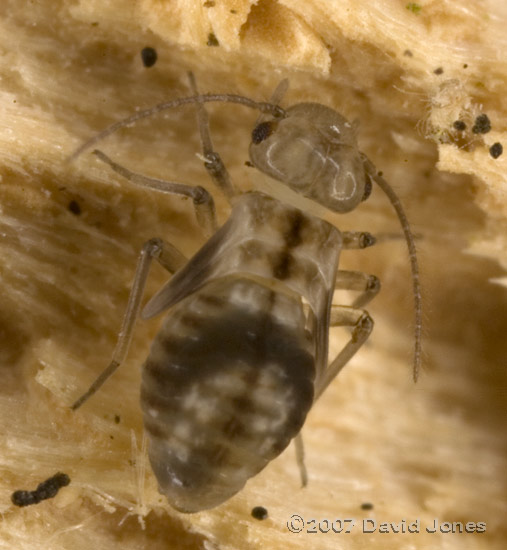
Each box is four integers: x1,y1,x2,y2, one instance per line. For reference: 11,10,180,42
254,79,289,126
371,169,422,382
67,94,286,162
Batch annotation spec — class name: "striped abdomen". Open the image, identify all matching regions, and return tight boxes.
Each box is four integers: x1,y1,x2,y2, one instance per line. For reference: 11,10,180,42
141,276,315,512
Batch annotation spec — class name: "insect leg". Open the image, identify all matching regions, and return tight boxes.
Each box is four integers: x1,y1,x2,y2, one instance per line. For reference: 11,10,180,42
341,230,376,250
187,72,237,200
92,149,218,236
335,270,381,309
315,306,374,399
70,238,187,410
337,231,379,307
300,296,374,478
294,433,308,487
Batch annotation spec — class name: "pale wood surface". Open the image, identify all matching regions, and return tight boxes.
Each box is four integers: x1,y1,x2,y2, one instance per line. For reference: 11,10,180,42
0,1,506,549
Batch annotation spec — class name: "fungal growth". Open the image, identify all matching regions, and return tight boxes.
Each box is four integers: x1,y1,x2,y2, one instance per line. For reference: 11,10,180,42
472,114,491,134
11,472,70,507
251,505,269,520
68,199,81,215
453,120,466,131
140,47,158,68
489,142,503,159
207,33,219,47
68,75,422,512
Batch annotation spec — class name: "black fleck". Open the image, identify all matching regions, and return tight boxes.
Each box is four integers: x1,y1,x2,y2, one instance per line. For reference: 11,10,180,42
11,472,71,507
472,114,491,134
463,63,468,68
207,33,219,47
204,0,215,6
434,67,444,75
403,49,413,57
68,200,81,215
252,121,274,144
251,505,268,520
114,414,121,424
361,502,374,511
141,47,158,68
453,120,466,131
361,178,372,201
489,142,503,159
11,490,38,506
230,9,237,14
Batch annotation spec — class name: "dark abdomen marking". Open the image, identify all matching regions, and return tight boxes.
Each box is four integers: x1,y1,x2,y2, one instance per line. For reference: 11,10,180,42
271,209,305,280
141,276,315,512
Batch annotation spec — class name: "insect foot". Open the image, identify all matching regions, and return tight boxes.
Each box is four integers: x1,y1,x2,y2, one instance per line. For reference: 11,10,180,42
352,312,374,343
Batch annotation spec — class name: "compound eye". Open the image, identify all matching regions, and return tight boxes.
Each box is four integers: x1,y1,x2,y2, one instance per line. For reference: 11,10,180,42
361,178,372,201
251,121,276,144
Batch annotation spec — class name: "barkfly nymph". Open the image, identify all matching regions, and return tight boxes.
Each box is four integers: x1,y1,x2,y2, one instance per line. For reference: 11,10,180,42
68,73,422,513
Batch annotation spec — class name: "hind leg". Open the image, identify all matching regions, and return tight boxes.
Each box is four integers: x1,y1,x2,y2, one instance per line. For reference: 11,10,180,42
71,238,187,410
316,305,374,400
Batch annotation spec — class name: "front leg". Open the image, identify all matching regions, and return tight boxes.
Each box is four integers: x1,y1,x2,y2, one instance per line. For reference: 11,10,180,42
187,72,237,200
93,149,218,237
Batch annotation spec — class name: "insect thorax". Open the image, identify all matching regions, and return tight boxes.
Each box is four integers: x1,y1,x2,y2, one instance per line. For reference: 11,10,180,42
140,193,342,512
147,192,342,319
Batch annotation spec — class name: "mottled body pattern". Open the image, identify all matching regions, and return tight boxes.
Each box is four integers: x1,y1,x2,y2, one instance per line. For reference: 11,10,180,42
142,193,341,512
70,77,421,514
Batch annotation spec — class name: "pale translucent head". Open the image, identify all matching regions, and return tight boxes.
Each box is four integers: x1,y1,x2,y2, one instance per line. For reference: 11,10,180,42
249,103,371,213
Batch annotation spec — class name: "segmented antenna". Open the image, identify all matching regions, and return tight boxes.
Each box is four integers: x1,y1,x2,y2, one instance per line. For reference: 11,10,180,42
372,171,423,382
254,79,289,126
67,94,286,162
